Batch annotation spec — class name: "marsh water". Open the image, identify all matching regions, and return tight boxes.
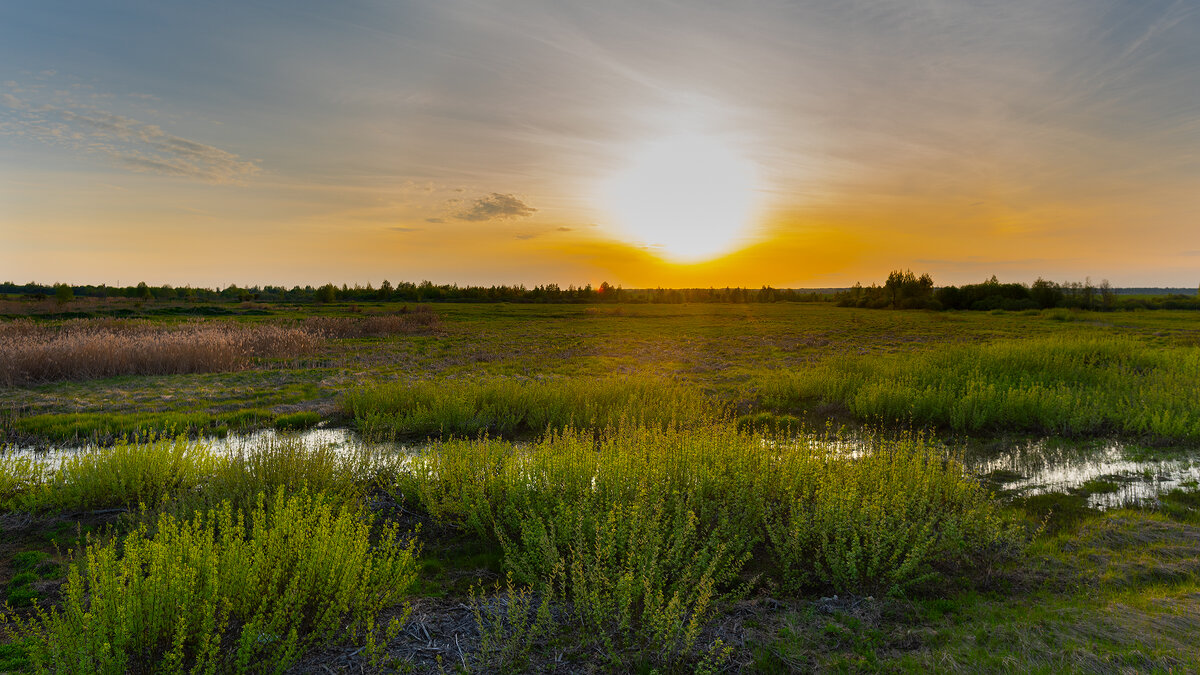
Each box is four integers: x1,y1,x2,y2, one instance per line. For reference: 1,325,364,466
6,428,1198,509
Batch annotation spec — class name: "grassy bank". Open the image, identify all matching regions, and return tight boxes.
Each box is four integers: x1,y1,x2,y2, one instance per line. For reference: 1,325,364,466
6,303,1200,446
757,335,1200,439
343,376,721,440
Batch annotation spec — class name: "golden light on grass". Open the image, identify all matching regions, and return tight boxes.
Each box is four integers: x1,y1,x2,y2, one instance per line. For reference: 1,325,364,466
600,131,760,263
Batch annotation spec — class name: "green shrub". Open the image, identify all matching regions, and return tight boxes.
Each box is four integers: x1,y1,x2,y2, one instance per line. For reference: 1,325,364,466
2,489,418,674
44,436,219,512
395,423,1016,662
763,439,1014,595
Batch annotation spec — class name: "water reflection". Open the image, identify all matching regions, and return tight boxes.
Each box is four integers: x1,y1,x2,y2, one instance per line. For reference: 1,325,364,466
963,438,1200,508
5,428,1198,510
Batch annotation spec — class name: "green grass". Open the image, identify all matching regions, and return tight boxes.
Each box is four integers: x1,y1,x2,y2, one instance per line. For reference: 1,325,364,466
9,408,283,444
344,376,721,440
4,304,1200,670
8,303,1200,446
272,411,320,431
756,335,1200,439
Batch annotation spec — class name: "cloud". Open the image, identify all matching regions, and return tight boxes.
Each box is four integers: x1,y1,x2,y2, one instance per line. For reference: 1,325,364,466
1182,250,1200,257
390,226,421,232
515,233,538,240
0,86,259,183
455,193,536,222
425,217,445,223
556,226,572,232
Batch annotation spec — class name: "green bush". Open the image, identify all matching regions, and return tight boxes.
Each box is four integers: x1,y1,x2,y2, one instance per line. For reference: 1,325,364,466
2,489,418,674
394,423,1016,664
3,436,219,513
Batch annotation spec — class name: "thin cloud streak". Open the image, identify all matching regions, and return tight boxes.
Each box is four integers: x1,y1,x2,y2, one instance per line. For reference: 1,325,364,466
0,85,259,183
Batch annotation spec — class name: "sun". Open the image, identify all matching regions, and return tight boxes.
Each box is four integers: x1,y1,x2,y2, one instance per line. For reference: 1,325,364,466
602,132,759,263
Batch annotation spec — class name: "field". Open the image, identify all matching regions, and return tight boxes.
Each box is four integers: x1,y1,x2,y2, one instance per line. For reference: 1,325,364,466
2,301,1200,672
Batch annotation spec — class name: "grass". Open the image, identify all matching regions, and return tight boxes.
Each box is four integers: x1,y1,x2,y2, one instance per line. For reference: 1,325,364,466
0,434,375,514
344,376,721,440
7,303,1200,446
2,303,1199,670
756,334,1200,439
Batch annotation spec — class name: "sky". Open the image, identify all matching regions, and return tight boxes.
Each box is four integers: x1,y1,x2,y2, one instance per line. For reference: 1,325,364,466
2,0,1198,289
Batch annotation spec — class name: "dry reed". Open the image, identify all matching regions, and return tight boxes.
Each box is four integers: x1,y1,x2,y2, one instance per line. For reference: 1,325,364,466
0,309,440,385
0,320,316,385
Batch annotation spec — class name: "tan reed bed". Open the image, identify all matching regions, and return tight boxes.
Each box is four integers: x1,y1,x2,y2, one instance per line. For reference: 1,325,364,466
0,320,316,386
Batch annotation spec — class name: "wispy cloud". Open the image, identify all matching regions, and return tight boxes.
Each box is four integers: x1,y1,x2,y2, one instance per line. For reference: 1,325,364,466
455,193,537,221
0,85,259,183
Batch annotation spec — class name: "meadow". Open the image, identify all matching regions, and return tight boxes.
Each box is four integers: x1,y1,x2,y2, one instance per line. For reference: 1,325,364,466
2,300,1199,672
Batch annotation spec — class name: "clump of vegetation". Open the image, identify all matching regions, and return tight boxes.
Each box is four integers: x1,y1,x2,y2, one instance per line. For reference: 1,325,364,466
2,489,418,674
390,423,1018,669
757,335,1200,439
0,319,316,385
1,436,219,512
272,410,321,431
344,376,721,440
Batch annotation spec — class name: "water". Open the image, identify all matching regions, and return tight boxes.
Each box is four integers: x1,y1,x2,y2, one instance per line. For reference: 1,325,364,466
6,428,1199,509
963,438,1200,508
2,425,407,467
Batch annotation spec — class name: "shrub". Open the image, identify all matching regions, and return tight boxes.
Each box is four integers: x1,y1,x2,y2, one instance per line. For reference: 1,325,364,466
394,423,1016,663
2,489,418,674
9,436,219,513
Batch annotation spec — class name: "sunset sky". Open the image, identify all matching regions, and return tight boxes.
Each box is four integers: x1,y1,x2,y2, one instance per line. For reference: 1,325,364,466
2,1,1198,288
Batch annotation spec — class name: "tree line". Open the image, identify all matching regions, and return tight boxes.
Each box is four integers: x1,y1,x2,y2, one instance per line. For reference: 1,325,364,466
0,280,828,305
835,271,1200,311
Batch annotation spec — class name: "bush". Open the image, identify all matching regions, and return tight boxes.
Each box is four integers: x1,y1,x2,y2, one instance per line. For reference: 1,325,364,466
2,489,418,674
393,423,1016,664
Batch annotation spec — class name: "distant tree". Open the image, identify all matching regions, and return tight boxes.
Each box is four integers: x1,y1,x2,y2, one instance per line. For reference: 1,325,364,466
1030,277,1063,309
136,281,152,299
1099,279,1114,310
53,283,73,305
315,283,338,303
378,279,393,300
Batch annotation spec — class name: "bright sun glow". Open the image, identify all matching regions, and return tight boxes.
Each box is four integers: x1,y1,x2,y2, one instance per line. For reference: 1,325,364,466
603,132,759,262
